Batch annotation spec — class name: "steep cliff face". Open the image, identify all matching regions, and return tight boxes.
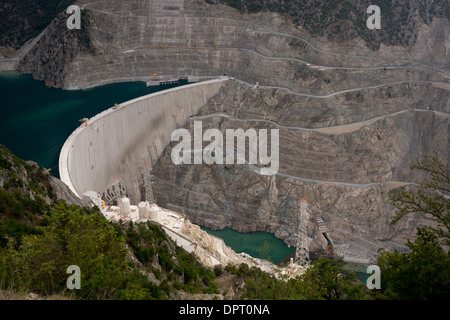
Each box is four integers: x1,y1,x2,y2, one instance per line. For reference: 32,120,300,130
17,10,97,88
11,0,450,90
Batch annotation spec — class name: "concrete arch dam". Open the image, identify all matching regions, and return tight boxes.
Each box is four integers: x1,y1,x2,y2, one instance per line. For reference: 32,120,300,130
59,78,228,203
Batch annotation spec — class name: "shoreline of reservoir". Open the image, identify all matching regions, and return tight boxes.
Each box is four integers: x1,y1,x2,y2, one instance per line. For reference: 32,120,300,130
200,226,296,265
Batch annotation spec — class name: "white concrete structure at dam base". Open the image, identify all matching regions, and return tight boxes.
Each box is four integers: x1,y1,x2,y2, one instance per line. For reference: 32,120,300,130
83,190,306,279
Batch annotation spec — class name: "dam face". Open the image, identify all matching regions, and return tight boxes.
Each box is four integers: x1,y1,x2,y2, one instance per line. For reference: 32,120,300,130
59,78,227,203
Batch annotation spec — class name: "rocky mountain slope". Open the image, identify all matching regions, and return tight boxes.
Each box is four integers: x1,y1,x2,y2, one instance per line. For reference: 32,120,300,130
3,0,447,89
0,145,81,209
0,144,225,299
212,0,449,49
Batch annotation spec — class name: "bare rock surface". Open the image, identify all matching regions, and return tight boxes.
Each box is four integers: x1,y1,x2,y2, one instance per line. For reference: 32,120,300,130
11,0,450,91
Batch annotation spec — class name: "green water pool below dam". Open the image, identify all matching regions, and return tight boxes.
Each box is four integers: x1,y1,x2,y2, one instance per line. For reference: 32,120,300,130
200,227,295,265
200,226,370,285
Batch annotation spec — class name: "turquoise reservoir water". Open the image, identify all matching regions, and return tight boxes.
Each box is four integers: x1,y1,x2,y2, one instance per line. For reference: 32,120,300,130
0,71,183,177
0,71,295,262
200,227,295,264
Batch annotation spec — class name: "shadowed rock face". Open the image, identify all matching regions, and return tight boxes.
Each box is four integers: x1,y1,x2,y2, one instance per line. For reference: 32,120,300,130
10,0,449,262
152,80,449,263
